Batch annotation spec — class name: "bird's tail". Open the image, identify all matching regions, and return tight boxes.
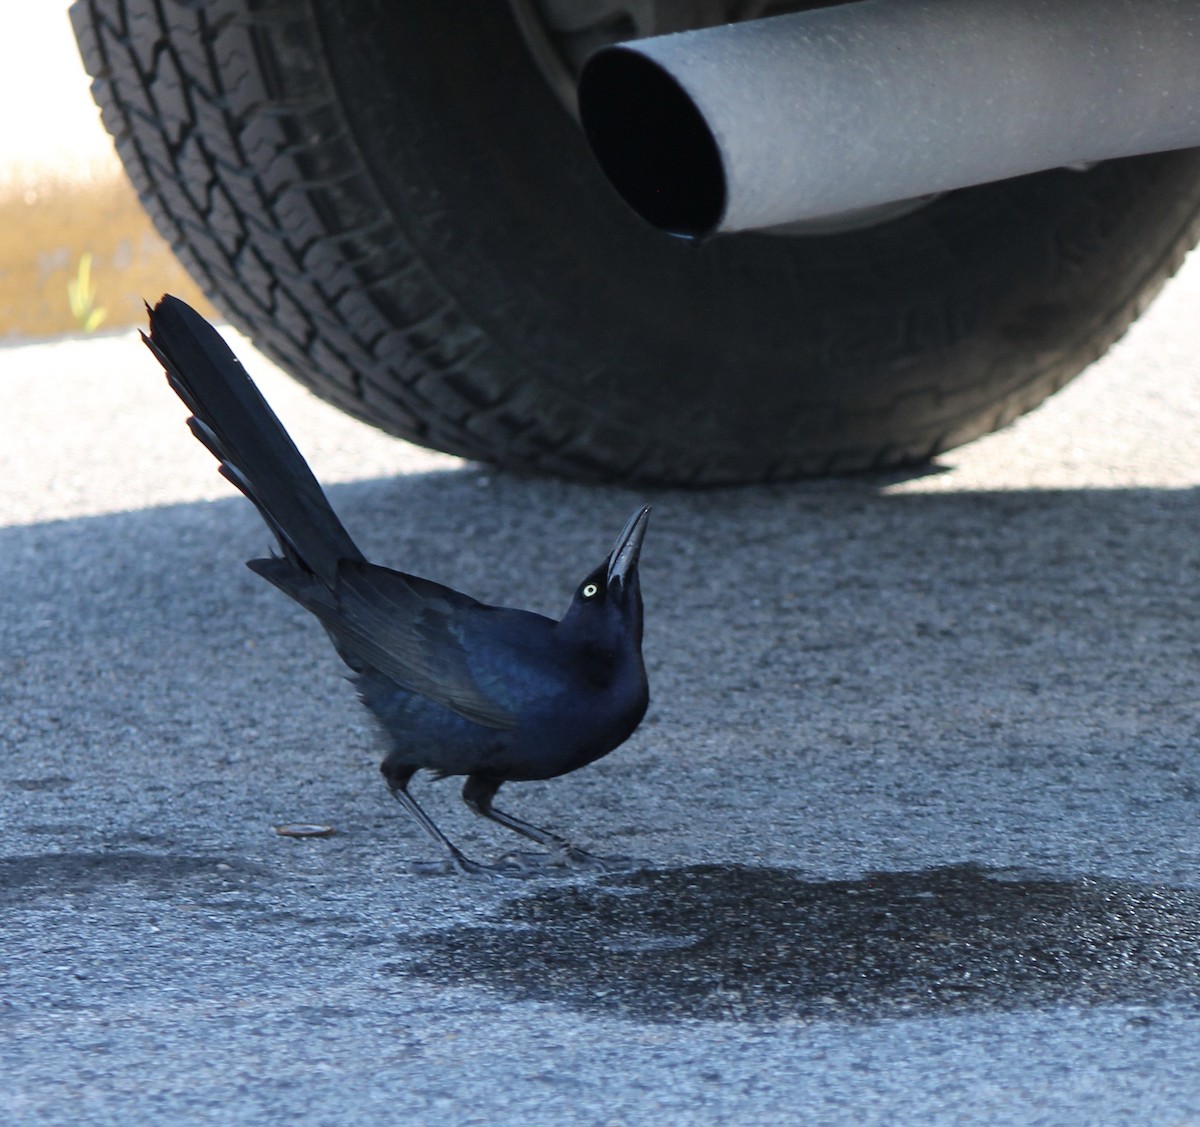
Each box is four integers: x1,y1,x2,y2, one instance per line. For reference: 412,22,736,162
143,295,363,588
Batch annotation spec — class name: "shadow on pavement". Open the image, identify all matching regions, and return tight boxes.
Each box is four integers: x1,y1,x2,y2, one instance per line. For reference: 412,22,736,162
388,862,1200,1024
5,469,1200,1001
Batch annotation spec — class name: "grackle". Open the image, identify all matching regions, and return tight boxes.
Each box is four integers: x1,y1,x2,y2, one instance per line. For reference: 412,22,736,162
143,296,650,877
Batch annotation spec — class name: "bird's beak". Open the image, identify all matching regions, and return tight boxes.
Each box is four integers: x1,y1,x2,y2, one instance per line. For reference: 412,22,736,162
606,506,651,589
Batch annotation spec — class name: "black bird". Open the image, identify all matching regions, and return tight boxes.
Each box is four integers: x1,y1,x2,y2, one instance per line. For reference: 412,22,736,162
143,295,650,877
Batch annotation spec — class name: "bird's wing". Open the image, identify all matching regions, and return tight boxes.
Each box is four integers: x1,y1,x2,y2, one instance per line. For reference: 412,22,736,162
252,557,520,730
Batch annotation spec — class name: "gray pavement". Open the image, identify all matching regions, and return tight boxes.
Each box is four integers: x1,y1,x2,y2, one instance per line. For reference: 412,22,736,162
4,255,1200,1124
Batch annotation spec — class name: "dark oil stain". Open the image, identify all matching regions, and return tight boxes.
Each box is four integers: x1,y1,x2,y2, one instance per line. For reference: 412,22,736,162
385,864,1200,1023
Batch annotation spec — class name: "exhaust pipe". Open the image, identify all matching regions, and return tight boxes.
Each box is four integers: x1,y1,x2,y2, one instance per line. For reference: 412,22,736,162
577,0,1200,238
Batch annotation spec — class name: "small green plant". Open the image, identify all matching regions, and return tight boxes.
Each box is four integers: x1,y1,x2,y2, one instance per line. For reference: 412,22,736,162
67,252,107,333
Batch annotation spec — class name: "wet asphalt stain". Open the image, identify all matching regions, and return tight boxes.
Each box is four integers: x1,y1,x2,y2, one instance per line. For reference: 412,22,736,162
8,775,74,792
0,851,270,908
387,864,1200,1023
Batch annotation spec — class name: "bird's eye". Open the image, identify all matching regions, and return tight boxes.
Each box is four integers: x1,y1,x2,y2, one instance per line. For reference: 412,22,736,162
582,583,599,598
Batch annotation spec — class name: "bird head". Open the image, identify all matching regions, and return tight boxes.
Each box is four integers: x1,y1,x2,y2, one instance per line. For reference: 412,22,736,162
557,506,651,656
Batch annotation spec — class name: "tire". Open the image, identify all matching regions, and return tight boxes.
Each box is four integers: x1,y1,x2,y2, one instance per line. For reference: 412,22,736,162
72,0,1200,485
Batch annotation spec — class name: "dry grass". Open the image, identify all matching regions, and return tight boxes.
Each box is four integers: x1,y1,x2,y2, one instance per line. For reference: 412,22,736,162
0,163,214,340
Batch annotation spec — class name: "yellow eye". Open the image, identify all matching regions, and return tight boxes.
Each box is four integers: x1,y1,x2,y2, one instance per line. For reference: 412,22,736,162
582,583,599,598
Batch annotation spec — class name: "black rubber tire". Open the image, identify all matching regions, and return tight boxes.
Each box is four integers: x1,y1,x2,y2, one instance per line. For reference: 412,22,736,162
72,0,1200,485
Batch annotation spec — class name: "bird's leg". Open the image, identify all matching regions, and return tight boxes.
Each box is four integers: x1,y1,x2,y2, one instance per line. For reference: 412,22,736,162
463,775,571,854
461,775,633,872
385,770,523,879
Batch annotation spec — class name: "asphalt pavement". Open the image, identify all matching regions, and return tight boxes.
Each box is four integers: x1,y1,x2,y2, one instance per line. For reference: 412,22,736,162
4,255,1200,1124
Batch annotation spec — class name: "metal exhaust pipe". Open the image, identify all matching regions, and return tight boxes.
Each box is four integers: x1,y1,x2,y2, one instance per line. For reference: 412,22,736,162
577,0,1200,238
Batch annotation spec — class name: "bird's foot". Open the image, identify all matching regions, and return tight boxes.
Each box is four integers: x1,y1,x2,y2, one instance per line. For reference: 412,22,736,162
407,853,537,880
407,847,648,879
562,849,648,873
496,847,647,874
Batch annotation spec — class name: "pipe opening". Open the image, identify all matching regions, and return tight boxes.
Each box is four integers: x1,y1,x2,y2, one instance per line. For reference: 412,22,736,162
579,47,725,237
